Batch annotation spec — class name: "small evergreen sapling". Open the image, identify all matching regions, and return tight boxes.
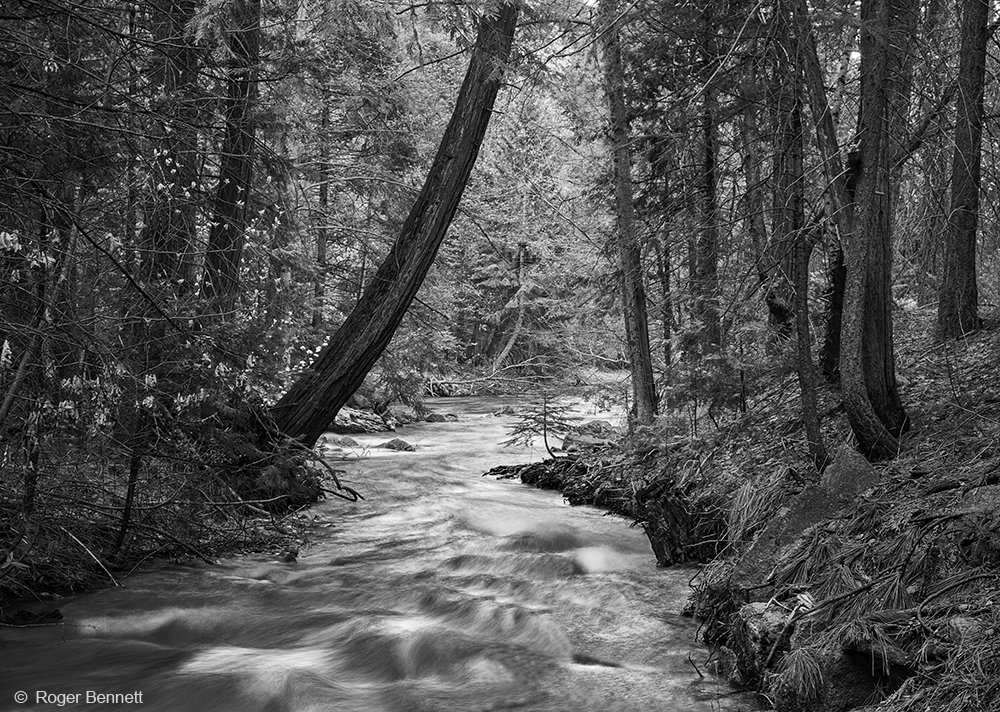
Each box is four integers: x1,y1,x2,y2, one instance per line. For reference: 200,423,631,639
502,394,580,458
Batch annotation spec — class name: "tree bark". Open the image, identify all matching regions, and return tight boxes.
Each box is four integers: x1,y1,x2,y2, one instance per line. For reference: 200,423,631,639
765,1,803,335
140,0,199,289
693,5,722,349
913,0,948,303
655,232,673,371
201,0,261,313
776,0,828,469
841,0,916,459
492,242,527,373
313,99,330,329
792,0,853,379
795,229,828,472
271,4,519,446
937,0,987,338
739,110,767,283
598,0,658,425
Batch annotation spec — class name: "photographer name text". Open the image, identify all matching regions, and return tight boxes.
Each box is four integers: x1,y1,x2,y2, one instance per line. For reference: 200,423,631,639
16,691,144,706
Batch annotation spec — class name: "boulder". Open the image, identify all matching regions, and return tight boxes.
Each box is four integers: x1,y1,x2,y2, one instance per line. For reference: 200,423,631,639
734,446,878,589
376,438,416,452
424,412,447,423
333,407,393,434
319,434,360,448
729,602,794,685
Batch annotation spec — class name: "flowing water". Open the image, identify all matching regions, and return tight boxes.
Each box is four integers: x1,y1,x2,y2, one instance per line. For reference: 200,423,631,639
1,398,753,712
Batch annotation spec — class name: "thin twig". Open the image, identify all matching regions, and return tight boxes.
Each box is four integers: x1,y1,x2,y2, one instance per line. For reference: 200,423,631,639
59,527,120,587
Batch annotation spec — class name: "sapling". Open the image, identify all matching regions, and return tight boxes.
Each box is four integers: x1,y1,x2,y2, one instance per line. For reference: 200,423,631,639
502,394,580,458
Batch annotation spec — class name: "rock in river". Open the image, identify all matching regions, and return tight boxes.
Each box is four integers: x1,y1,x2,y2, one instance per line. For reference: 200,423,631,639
377,438,416,452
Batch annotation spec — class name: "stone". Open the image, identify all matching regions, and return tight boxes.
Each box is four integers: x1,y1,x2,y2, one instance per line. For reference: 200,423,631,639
728,602,794,684
424,413,447,423
376,438,416,452
320,435,359,448
818,446,879,503
333,407,392,434
734,446,878,589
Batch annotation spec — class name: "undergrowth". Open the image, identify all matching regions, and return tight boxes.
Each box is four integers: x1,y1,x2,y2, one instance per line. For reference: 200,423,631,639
679,305,1000,711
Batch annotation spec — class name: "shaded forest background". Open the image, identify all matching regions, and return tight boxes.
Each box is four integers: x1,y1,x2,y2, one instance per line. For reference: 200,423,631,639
2,0,999,626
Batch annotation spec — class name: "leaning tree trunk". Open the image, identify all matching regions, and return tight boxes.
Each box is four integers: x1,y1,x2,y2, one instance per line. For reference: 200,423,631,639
841,0,916,459
201,0,260,314
271,4,519,446
598,0,658,425
937,0,987,338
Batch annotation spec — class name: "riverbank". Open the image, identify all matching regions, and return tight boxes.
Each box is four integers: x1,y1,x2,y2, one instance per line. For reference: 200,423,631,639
1,399,752,712
0,395,450,620
491,309,1000,712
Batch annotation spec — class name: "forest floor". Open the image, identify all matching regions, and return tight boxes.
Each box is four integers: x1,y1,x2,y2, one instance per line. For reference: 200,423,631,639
488,304,1000,712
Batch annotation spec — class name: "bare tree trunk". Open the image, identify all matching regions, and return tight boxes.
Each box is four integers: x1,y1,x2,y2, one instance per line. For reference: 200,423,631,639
140,0,199,288
201,0,261,313
765,1,802,335
271,4,519,446
773,0,828,468
913,0,948,303
693,5,722,349
492,242,527,372
739,110,767,282
937,0,987,338
313,99,330,329
655,233,673,371
795,229,828,472
598,0,657,424
793,0,854,380
841,0,916,459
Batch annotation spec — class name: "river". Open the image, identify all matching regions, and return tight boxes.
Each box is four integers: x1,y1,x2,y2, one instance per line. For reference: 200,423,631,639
1,398,753,712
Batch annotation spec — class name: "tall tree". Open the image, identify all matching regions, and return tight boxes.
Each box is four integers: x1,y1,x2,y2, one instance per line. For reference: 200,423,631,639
840,0,916,459
937,0,988,338
313,99,330,329
764,1,804,335
139,0,199,289
768,0,827,470
271,4,519,446
598,0,657,424
201,0,261,312
792,0,854,380
912,0,949,303
692,3,722,349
